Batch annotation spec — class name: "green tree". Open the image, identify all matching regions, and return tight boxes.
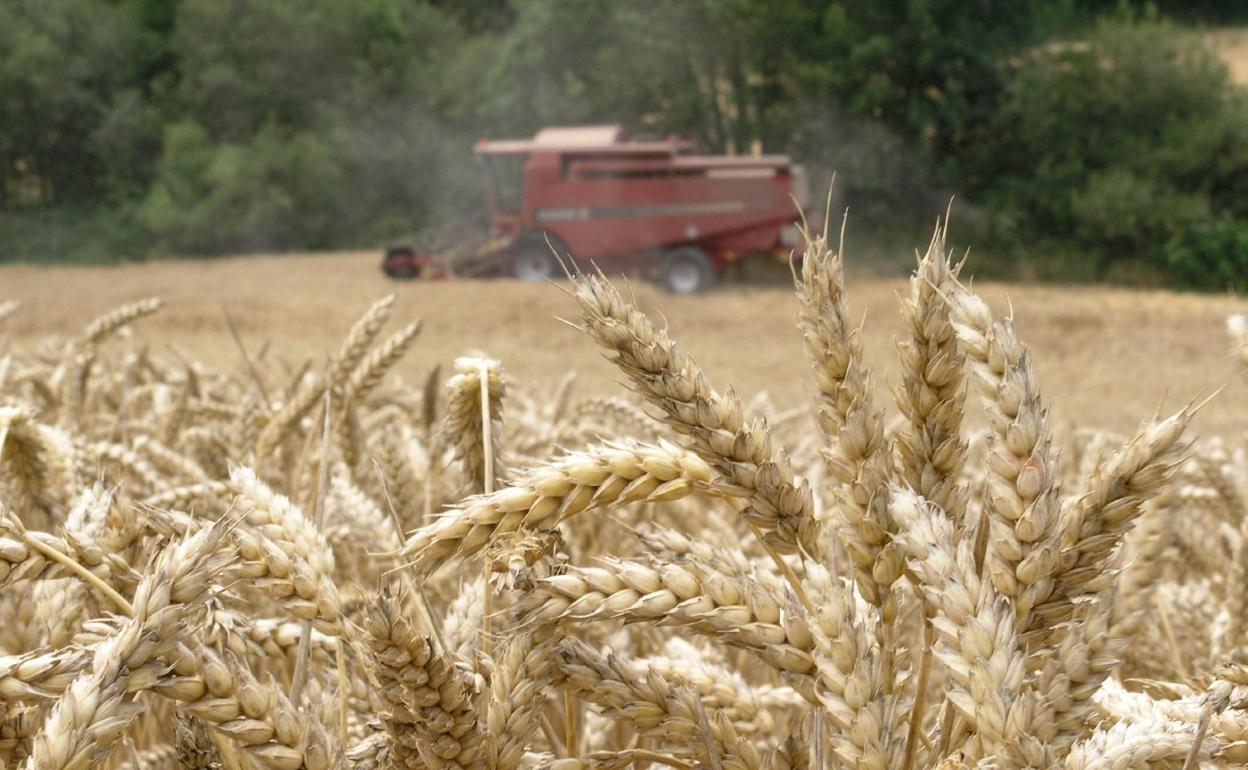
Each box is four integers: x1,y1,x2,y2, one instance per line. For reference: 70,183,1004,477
473,0,821,154
804,2,1046,163
975,11,1248,278
138,0,472,254
140,121,343,254
0,0,153,206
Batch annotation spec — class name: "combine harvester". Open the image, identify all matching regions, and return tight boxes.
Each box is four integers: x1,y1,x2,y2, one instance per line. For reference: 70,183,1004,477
382,125,808,294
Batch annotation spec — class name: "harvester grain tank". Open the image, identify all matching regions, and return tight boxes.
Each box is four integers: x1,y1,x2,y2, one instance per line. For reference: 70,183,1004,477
383,125,808,293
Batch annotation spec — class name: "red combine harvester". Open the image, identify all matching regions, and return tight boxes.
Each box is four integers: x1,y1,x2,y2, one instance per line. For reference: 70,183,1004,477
382,125,809,294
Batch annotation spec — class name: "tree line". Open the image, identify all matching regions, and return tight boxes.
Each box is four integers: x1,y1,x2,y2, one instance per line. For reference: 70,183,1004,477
2,0,1247,288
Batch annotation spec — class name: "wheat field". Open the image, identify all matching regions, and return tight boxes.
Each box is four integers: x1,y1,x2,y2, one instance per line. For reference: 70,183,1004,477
1,250,1243,439
2,227,1248,769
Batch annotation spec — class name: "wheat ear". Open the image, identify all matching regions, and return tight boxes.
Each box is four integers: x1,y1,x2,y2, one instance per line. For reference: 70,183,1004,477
400,439,710,572
229,467,345,634
1064,715,1214,770
803,563,891,770
26,522,231,770
444,356,507,494
554,638,760,770
572,273,816,555
364,591,484,770
520,555,817,697
794,214,899,604
156,641,338,770
1038,406,1192,632
949,288,1063,637
346,320,422,404
328,294,395,394
78,298,163,349
899,499,1052,768
483,630,556,770
894,223,968,527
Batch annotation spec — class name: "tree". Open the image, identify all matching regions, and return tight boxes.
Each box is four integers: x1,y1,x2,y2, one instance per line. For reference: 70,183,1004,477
974,11,1248,277
0,0,152,205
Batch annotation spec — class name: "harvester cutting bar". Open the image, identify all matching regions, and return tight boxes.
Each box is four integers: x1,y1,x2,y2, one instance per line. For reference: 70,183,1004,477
383,236,515,280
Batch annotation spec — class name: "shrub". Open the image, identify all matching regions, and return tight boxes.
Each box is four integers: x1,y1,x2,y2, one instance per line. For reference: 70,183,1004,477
1070,168,1211,277
1166,217,1248,292
139,121,344,256
974,11,1248,282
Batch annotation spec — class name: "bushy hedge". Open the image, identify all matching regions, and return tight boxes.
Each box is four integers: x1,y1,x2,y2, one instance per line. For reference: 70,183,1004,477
974,13,1248,285
1166,218,1248,292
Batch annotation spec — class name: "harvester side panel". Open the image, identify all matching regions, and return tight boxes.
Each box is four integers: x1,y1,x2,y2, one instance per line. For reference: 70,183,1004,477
519,152,793,265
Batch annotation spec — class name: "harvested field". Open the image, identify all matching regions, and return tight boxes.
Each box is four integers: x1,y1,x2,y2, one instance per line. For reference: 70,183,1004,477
1,250,1243,439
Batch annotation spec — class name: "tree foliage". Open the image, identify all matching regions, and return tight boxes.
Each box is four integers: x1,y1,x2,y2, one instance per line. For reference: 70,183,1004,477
976,12,1248,280
1,0,1246,287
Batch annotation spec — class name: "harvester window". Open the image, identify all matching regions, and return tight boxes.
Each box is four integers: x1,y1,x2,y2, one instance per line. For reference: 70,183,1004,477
482,155,526,213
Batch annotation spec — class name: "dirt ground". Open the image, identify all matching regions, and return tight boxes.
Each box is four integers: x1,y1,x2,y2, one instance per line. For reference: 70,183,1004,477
2,250,1245,443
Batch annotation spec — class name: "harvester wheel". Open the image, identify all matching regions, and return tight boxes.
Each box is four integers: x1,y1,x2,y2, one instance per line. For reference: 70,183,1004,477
511,235,564,282
660,247,715,294
382,245,420,279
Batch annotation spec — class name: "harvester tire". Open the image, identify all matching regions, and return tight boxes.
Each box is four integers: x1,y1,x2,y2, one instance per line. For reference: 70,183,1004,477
660,247,715,294
382,245,420,279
